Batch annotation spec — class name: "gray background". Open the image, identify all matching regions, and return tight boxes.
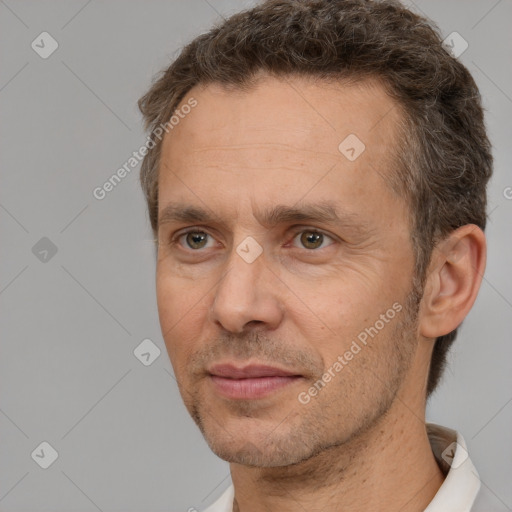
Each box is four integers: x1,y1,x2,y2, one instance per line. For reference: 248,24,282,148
0,0,510,510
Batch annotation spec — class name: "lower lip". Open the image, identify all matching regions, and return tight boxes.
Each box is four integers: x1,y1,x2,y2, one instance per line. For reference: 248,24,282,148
209,375,302,400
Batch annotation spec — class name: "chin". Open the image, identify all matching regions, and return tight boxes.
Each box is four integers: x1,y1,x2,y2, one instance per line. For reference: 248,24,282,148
208,437,311,467
197,413,317,467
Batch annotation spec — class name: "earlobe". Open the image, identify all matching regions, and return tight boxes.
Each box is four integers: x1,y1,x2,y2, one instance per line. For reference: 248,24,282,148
419,225,487,339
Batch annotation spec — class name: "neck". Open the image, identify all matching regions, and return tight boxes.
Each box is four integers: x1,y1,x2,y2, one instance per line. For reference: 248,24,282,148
230,390,444,512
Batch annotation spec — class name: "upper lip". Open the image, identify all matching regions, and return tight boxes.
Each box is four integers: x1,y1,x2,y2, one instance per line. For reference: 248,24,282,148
208,363,301,379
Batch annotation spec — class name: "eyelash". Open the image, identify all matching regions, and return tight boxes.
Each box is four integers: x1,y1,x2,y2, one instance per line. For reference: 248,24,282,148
170,227,336,252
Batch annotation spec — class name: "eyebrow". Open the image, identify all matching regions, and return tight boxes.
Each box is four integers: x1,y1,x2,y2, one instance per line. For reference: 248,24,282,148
158,200,371,234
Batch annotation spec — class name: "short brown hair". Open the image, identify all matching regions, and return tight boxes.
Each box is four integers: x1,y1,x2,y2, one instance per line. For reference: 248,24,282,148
138,0,493,397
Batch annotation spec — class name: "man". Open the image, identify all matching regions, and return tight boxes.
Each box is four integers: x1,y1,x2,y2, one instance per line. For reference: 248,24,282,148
138,1,493,510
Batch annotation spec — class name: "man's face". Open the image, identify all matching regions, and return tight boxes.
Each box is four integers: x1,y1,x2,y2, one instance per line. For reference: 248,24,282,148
156,76,421,467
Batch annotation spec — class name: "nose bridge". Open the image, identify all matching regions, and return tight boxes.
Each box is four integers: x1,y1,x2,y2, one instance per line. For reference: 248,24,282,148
210,235,283,333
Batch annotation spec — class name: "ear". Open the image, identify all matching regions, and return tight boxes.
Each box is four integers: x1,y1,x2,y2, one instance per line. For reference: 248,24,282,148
419,224,487,338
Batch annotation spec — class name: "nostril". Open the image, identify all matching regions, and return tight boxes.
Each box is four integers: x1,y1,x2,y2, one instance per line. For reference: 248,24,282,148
247,320,264,327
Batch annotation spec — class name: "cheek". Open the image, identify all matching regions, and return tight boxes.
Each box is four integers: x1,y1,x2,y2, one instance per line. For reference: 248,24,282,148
156,273,178,334
156,262,204,323
293,276,401,363
294,280,367,334
156,271,205,366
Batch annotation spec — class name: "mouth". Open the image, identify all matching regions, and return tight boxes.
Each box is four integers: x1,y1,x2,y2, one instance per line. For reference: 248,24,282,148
207,363,304,400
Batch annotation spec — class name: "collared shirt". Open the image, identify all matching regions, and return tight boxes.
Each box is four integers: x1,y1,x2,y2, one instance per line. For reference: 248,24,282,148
203,423,488,512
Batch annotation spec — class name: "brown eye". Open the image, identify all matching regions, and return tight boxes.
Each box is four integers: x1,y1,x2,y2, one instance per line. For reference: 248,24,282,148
183,231,210,249
295,230,333,250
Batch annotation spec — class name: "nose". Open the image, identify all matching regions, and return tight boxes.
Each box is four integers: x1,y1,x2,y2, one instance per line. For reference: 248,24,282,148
209,241,284,334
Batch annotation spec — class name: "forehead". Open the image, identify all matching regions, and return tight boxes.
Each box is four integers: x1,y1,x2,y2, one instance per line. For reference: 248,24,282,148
158,75,406,228
164,75,400,159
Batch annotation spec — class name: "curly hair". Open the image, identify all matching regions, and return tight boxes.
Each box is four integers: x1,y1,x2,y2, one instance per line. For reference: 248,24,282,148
138,0,493,397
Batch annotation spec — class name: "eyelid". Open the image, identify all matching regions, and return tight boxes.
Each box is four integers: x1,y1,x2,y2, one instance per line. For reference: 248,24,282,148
171,225,338,251
171,226,210,240
288,226,335,238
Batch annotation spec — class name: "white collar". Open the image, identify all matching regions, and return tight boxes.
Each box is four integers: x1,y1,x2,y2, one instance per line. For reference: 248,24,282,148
204,423,480,512
424,423,480,511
